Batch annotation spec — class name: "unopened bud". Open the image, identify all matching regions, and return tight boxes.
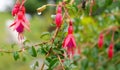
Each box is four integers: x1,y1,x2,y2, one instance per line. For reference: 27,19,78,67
37,5,47,13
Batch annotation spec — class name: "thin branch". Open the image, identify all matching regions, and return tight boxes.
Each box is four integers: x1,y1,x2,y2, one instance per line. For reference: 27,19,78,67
0,41,48,53
111,31,115,43
46,4,56,7
102,25,120,35
57,55,65,70
51,27,59,43
63,5,71,19
89,0,95,16
34,41,48,46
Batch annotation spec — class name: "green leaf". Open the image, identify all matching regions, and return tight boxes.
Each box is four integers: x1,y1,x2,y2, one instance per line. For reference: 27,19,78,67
49,58,59,69
28,46,37,57
23,39,30,45
45,57,51,66
40,32,50,38
35,61,39,67
105,0,113,7
33,61,39,70
81,58,88,68
13,51,20,61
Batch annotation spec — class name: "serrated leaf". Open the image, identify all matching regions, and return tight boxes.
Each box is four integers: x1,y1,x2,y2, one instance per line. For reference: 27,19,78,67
13,51,20,61
28,46,37,57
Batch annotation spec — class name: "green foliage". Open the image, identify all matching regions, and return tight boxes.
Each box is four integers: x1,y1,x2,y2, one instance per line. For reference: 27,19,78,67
45,57,59,69
13,51,20,61
24,0,47,14
28,46,37,57
0,0,120,70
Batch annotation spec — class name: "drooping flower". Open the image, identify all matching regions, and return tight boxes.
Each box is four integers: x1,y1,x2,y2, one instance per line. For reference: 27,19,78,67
10,0,30,41
98,33,104,48
10,10,30,40
55,5,62,28
108,43,114,59
63,20,76,58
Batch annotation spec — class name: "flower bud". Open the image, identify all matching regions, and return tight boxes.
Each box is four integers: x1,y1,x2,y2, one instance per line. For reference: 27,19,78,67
57,5,62,13
68,26,73,34
55,13,62,28
98,33,104,48
12,2,20,16
37,5,47,13
108,43,114,59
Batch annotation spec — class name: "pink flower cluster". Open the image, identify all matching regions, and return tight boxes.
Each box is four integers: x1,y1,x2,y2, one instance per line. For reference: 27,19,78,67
10,0,30,40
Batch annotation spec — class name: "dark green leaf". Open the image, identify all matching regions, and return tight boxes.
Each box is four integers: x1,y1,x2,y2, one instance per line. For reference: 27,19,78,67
13,51,20,61
45,57,51,66
49,58,59,69
28,46,37,57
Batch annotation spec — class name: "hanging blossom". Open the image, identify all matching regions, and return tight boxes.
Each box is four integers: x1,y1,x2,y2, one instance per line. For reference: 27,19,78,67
63,20,77,58
55,5,62,28
10,0,30,41
98,33,104,48
108,43,114,59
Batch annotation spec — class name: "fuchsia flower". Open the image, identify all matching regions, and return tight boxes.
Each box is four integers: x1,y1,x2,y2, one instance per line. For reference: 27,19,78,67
108,43,114,59
10,0,30,40
98,33,104,48
63,20,76,58
55,5,62,28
